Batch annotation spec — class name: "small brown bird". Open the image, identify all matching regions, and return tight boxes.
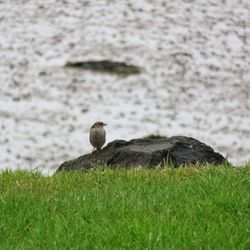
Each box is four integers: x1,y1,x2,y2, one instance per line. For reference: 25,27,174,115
89,121,107,151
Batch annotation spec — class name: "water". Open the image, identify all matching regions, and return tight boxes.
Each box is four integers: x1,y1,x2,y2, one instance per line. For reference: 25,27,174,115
0,0,249,173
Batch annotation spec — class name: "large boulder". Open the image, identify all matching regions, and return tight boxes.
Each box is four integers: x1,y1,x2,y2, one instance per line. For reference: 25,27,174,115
56,136,227,172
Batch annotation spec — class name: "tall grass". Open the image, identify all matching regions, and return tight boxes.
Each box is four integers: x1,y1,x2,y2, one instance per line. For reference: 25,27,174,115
0,164,249,249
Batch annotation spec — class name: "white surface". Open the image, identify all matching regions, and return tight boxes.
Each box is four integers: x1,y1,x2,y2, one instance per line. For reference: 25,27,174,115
0,0,249,174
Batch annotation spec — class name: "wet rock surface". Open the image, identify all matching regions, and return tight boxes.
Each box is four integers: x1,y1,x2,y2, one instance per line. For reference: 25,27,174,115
65,60,141,76
57,136,227,172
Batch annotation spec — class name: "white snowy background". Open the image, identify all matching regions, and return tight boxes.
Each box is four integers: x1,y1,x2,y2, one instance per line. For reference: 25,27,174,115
0,0,249,174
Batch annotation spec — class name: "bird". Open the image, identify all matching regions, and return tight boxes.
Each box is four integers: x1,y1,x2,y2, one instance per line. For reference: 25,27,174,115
89,121,107,152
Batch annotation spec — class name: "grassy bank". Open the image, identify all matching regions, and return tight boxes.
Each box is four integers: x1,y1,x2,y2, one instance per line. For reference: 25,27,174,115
0,165,249,249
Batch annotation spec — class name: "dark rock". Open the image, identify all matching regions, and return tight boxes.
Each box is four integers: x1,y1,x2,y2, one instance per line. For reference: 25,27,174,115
64,60,141,76
143,134,168,139
56,136,227,172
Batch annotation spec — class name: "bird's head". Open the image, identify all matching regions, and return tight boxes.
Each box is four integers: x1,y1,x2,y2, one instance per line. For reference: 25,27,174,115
91,121,107,128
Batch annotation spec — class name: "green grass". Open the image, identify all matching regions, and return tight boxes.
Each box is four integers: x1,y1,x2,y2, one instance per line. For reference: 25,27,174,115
0,165,249,249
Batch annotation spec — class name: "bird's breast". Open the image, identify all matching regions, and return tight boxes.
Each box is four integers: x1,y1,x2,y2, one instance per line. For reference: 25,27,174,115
89,128,106,148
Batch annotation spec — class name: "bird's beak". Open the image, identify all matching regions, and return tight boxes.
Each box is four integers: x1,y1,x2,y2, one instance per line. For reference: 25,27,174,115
103,123,107,126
